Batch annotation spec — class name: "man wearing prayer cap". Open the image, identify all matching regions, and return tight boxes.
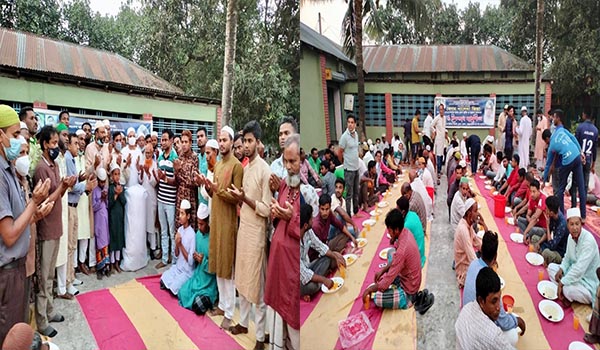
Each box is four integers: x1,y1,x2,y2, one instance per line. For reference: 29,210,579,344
0,105,51,344
85,120,110,172
454,195,484,288
19,121,30,142
497,104,509,153
200,125,243,330
18,107,41,177
450,176,473,230
548,207,600,307
55,123,69,147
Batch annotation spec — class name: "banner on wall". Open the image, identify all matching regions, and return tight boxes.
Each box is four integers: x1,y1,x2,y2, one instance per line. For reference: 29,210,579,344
34,109,152,136
434,97,496,128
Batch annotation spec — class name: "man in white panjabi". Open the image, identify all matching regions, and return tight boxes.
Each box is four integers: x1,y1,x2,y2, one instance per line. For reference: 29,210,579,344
120,128,149,271
432,104,447,180
455,266,516,350
548,208,600,307
140,144,159,259
516,106,532,169
497,104,508,153
228,121,273,350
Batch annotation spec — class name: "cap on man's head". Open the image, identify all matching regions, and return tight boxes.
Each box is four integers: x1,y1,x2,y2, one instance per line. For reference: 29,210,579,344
504,104,509,110
19,121,27,130
109,162,120,173
567,208,581,220
75,129,85,137
180,199,191,210
197,203,210,220
102,119,110,127
206,139,218,149
0,105,19,129
425,145,431,151
221,125,234,140
56,123,68,132
462,198,477,216
459,160,467,168
521,106,528,112
96,168,107,181
463,132,467,137
94,120,104,131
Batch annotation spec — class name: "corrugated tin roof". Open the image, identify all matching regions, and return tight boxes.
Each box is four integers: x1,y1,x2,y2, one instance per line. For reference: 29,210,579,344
0,27,184,95
300,22,355,66
363,45,533,73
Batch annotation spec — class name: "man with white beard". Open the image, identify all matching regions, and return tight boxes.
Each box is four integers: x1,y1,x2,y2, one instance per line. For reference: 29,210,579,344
120,128,148,271
140,144,159,259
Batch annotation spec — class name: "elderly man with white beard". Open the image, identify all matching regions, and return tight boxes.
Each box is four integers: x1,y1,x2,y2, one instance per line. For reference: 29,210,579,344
265,134,301,350
140,143,159,259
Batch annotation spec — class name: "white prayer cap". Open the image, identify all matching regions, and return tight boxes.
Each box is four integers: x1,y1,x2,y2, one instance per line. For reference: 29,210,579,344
197,203,210,220
94,120,104,131
504,104,509,110
566,208,581,220
462,198,477,217
180,199,191,210
459,160,467,168
425,145,431,151
102,119,110,127
485,135,494,143
206,139,218,150
521,106,527,112
382,133,386,137
151,131,158,138
109,162,120,173
19,121,27,130
17,135,26,145
126,127,135,136
137,131,145,139
463,132,467,137
221,125,235,140
96,168,107,181
75,129,85,137
367,139,373,146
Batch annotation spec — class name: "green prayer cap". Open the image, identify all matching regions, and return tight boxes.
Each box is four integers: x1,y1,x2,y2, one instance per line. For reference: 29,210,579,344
56,123,68,132
460,176,470,184
0,105,19,129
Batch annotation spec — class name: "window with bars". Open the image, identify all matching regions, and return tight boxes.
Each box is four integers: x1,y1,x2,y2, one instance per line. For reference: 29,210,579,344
392,95,436,127
442,94,544,122
350,94,386,127
153,117,215,153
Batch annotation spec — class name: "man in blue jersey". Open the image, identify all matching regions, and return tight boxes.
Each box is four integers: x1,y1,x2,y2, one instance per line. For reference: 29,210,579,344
575,110,598,197
155,129,179,269
542,109,587,223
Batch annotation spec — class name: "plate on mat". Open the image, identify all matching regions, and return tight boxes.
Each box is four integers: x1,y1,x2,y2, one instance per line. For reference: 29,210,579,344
526,252,544,266
538,299,564,322
484,185,493,190
363,219,376,227
479,175,487,179
343,254,358,266
592,205,600,211
510,233,524,243
351,238,368,248
505,207,512,213
322,277,344,294
484,180,492,185
569,341,594,350
377,201,389,208
370,209,382,216
379,247,393,260
507,217,515,225
537,280,558,300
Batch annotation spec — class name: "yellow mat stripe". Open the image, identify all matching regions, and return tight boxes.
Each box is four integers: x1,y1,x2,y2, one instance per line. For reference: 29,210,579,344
471,177,550,350
206,305,257,349
109,279,196,350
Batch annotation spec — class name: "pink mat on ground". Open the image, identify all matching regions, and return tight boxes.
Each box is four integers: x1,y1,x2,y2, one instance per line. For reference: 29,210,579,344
137,275,243,350
475,176,589,349
77,288,146,350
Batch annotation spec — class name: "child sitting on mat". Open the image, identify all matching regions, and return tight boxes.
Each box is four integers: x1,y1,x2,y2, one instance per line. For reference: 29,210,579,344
161,199,195,295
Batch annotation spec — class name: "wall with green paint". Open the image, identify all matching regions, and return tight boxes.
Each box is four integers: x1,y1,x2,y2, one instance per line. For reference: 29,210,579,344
0,76,217,122
300,49,327,150
341,81,545,96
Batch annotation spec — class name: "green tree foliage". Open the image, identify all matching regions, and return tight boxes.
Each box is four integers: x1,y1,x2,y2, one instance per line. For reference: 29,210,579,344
0,0,298,146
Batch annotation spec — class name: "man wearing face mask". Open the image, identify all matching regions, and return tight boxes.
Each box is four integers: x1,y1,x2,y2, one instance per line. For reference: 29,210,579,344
33,125,77,337
197,139,219,210
0,106,53,345
18,107,40,177
110,131,126,185
85,121,110,173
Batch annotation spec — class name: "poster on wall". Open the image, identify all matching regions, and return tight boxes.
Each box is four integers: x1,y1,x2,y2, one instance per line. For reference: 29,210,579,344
34,108,152,136
434,97,496,128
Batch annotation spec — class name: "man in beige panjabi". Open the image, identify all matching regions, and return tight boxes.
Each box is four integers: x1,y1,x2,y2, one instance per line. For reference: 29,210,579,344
228,121,272,350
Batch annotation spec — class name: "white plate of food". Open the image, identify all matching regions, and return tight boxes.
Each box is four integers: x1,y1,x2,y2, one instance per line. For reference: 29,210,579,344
538,299,564,322
505,207,512,214
484,180,492,185
592,206,600,212
321,276,344,294
377,201,389,208
370,209,382,216
351,238,368,249
343,254,358,266
479,175,487,179
510,233,524,243
507,217,515,225
362,219,376,227
476,230,485,239
569,341,594,350
526,252,544,266
379,247,393,260
392,184,398,188
484,185,493,190
500,276,505,290
537,280,558,300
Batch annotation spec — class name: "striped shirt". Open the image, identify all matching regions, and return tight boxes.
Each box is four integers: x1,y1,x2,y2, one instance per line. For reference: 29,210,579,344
157,149,178,205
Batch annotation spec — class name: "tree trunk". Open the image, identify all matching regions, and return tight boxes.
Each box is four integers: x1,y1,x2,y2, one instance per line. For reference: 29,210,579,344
355,0,367,140
534,0,544,125
221,0,239,126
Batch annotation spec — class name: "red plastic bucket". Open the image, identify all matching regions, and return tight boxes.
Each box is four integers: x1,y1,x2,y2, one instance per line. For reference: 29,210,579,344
494,194,506,218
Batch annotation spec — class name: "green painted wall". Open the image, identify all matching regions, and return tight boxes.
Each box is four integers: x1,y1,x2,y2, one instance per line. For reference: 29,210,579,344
342,81,546,96
364,126,387,144
300,49,327,150
0,76,217,122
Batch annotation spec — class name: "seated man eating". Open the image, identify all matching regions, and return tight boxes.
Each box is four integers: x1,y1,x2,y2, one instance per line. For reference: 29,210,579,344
329,178,359,238
548,208,600,307
396,196,425,267
301,204,345,301
361,209,434,313
359,160,382,212
454,198,483,289
455,267,516,350
530,195,569,265
310,194,357,261
463,231,526,347
518,179,547,244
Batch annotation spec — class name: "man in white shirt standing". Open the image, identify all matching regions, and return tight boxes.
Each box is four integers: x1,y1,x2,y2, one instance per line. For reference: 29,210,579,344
497,105,508,153
338,115,360,216
423,110,434,149
516,106,532,169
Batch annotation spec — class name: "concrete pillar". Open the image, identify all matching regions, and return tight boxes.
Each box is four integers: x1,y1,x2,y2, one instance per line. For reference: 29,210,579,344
385,93,392,141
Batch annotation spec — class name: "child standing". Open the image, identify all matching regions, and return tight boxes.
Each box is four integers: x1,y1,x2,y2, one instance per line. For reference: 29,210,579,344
92,168,110,280
108,163,126,274
161,199,196,295
178,203,218,314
